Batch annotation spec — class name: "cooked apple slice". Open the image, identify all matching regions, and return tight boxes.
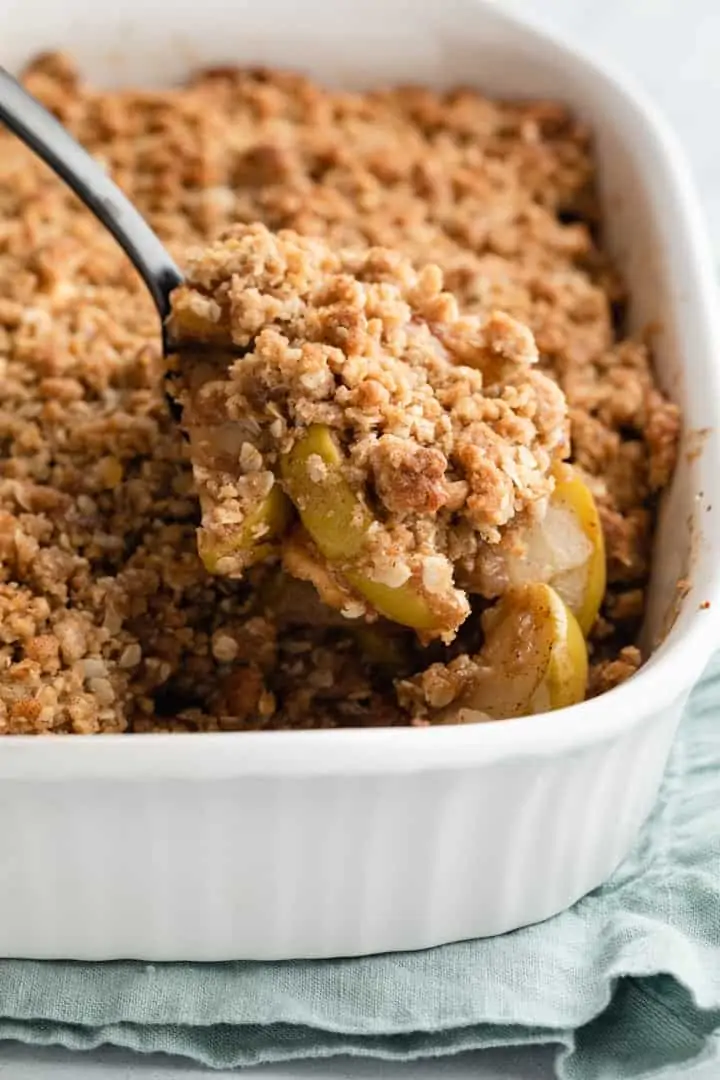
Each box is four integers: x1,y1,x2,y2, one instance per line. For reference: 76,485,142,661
279,424,371,561
450,582,588,722
280,425,467,634
198,484,292,574
502,465,605,636
345,569,458,632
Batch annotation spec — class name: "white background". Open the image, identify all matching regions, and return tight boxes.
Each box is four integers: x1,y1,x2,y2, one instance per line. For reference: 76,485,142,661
1,0,719,1076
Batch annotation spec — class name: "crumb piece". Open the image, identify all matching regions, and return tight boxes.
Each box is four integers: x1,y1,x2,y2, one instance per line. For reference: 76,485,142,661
588,645,642,696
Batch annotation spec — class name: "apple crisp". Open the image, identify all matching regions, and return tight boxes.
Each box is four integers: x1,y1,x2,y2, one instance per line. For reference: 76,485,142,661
0,53,679,732
168,224,567,642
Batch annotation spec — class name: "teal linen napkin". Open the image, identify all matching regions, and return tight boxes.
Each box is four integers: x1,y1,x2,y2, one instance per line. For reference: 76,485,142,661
0,659,718,1079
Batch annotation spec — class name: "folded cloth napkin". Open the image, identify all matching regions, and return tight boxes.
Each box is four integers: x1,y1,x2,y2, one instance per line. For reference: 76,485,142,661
0,660,719,1080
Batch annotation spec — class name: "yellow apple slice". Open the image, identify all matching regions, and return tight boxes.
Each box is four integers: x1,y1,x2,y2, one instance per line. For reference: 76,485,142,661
502,466,605,636
450,582,588,722
198,484,292,574
344,569,456,632
280,425,467,634
279,424,371,561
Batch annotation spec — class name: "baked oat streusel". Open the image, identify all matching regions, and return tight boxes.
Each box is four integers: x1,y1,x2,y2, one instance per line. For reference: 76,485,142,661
168,224,567,642
0,53,680,732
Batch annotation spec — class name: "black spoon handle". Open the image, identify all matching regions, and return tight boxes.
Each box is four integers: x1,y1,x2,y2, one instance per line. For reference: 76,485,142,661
0,66,183,324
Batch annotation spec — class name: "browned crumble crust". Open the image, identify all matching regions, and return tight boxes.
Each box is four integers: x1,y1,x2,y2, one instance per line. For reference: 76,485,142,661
0,53,680,732
169,223,567,638
587,645,643,697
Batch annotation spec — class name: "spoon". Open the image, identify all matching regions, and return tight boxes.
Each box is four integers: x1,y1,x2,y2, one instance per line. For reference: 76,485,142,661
0,66,183,353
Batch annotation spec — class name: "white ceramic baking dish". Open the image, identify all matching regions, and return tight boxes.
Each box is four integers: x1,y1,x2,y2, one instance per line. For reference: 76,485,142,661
2,0,720,961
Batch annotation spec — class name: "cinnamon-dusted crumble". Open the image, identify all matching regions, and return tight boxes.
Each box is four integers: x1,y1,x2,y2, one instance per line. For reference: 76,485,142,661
169,223,567,640
0,53,680,733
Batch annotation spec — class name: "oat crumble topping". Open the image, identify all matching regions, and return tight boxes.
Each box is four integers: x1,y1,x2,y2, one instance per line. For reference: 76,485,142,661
0,53,680,732
169,223,567,640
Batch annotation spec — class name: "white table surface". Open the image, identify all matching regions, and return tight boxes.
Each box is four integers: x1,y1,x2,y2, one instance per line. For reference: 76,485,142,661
3,0,719,1076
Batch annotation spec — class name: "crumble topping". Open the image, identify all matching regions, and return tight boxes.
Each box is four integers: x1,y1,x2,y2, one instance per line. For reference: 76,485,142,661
0,53,680,732
168,223,568,638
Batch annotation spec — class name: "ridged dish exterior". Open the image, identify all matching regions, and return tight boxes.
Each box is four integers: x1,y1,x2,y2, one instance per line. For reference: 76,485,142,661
0,697,683,960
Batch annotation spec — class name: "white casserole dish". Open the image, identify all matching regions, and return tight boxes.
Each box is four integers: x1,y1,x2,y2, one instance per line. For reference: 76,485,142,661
2,0,720,961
